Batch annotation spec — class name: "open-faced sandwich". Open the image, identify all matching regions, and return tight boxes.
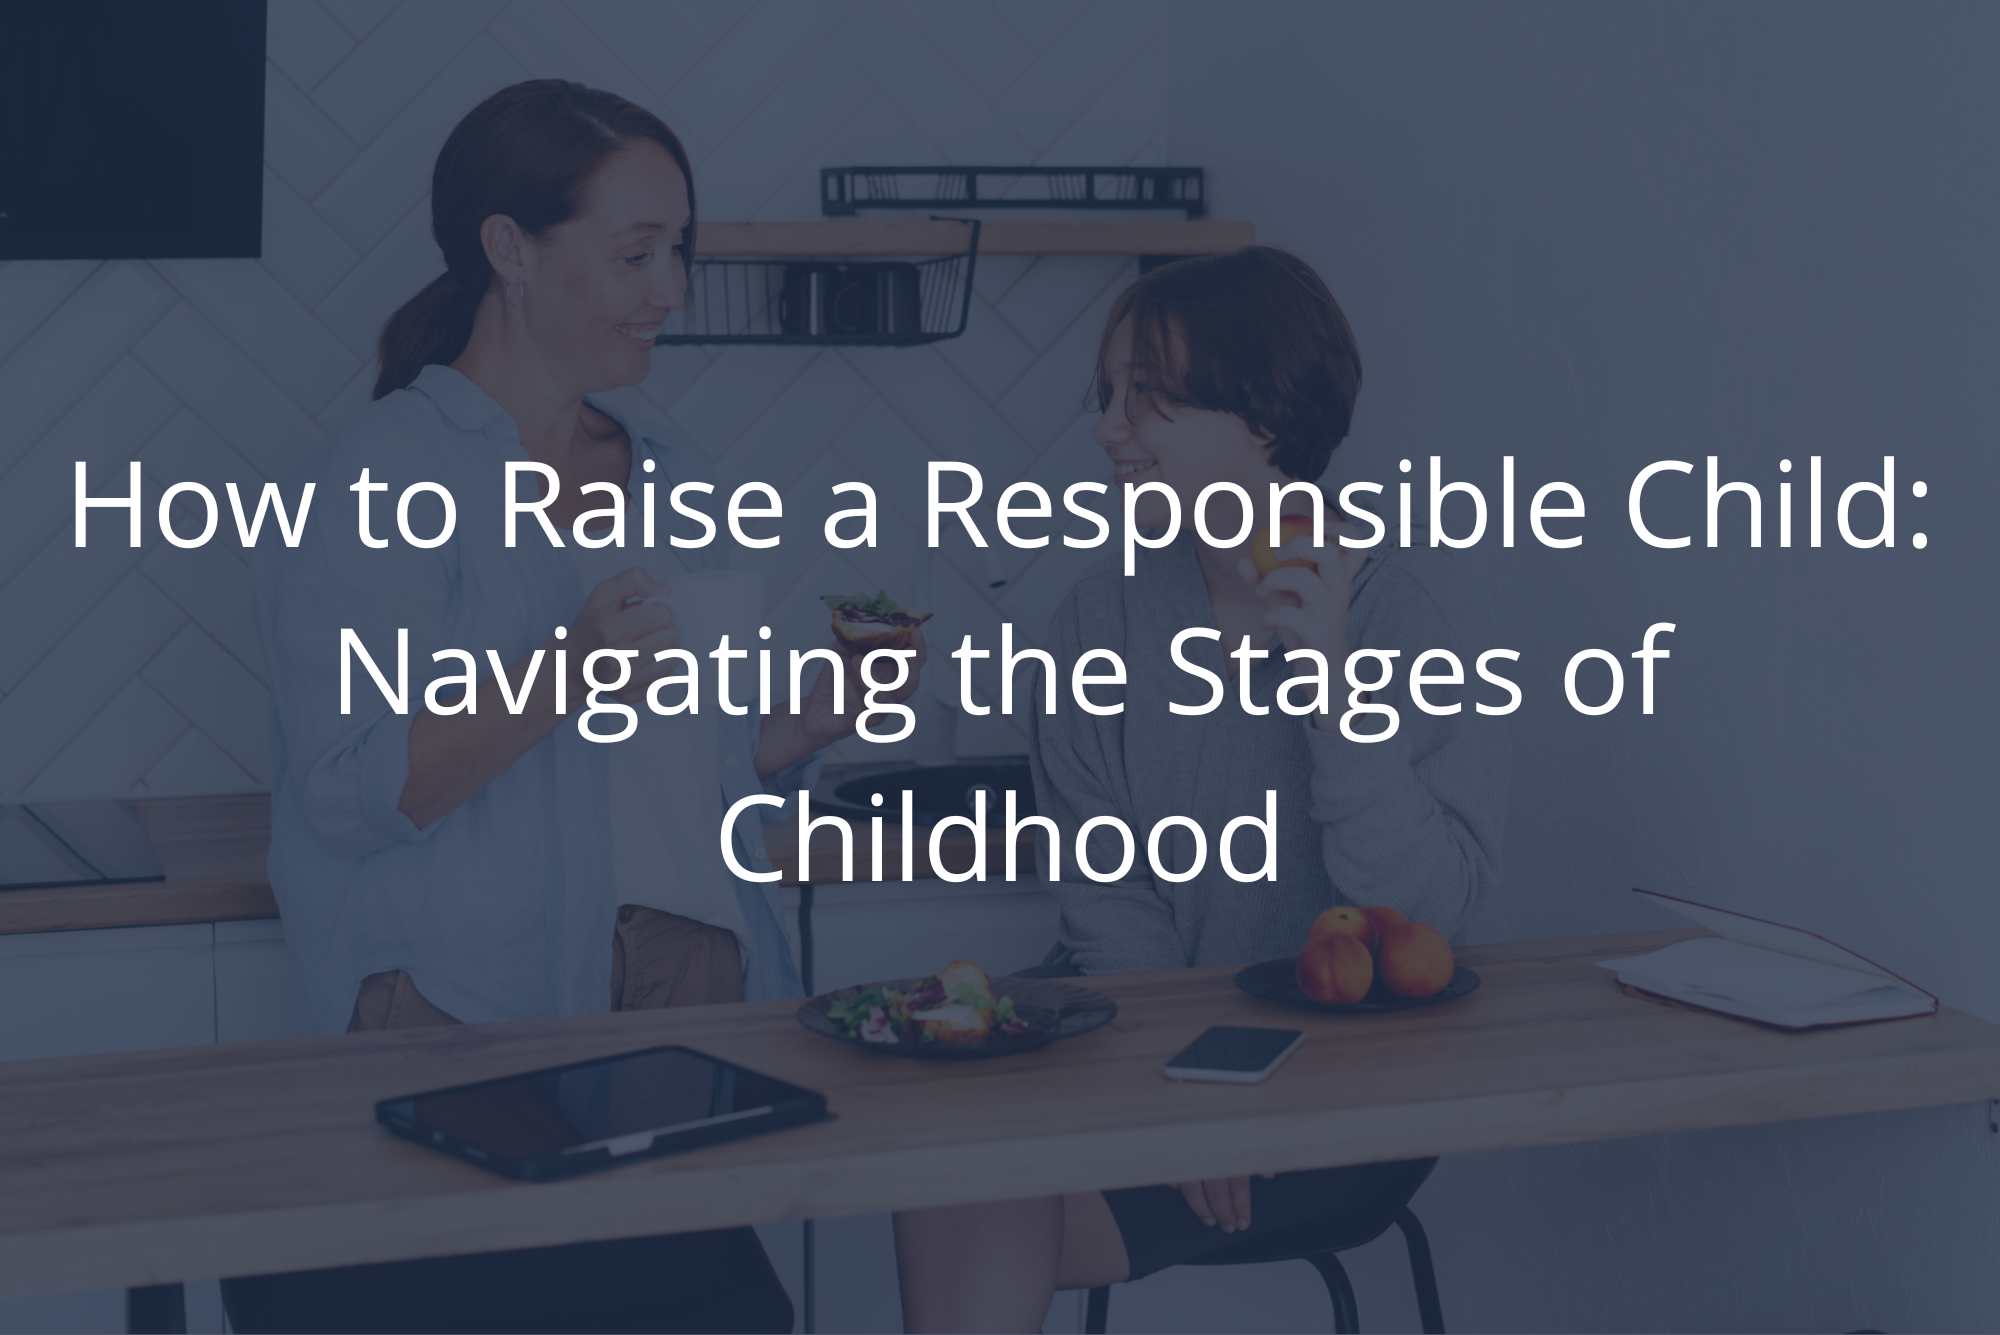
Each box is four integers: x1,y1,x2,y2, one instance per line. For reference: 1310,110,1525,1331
821,590,933,652
824,960,1040,1048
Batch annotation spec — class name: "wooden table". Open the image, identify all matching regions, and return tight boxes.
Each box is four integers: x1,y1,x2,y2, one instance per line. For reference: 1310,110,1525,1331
2,929,1996,1300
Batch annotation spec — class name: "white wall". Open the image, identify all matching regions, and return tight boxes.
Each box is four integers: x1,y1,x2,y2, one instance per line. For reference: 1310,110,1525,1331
1165,3,2000,1331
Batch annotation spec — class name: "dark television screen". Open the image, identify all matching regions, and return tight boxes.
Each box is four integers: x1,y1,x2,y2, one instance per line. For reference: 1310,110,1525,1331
0,1,266,259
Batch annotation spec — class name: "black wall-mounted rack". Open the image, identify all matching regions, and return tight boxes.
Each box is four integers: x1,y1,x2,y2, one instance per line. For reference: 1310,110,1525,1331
822,167,1205,218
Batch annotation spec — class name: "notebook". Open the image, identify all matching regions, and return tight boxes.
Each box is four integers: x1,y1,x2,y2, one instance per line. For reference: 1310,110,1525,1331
1596,889,1937,1029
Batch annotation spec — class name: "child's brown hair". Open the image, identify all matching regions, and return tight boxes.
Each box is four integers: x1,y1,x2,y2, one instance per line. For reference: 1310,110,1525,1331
1094,246,1363,480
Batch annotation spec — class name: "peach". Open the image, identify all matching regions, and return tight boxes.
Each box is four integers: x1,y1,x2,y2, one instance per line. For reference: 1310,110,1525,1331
1307,905,1377,952
1250,513,1322,576
1296,931,1374,1005
1377,922,1455,998
1362,905,1409,940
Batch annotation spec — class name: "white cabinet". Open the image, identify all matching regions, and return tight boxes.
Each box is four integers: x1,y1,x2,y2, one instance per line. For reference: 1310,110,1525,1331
0,1289,124,1335
0,918,311,1062
0,923,214,1063
214,918,310,1043
0,923,226,1334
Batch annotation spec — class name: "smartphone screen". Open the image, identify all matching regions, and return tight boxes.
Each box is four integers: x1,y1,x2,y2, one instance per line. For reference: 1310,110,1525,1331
1163,1026,1304,1081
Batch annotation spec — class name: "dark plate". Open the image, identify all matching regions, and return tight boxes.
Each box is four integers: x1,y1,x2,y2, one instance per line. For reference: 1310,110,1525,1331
1234,958,1482,1014
824,758,1033,826
797,975,1117,1060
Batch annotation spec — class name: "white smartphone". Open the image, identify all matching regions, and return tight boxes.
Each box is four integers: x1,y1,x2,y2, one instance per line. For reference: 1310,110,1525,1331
1161,1026,1305,1084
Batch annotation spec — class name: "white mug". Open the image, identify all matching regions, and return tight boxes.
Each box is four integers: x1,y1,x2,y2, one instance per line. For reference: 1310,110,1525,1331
633,570,762,659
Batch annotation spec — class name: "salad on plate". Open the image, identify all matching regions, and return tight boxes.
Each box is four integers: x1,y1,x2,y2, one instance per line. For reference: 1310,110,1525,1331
824,960,1041,1048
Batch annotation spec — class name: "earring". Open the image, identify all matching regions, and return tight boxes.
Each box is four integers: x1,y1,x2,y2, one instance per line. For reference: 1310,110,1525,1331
508,279,524,307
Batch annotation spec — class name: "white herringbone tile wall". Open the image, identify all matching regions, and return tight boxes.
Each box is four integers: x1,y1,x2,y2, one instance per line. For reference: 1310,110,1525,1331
0,0,1167,801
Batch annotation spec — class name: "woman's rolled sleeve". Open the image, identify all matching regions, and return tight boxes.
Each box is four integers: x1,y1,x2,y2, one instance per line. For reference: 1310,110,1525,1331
299,711,426,858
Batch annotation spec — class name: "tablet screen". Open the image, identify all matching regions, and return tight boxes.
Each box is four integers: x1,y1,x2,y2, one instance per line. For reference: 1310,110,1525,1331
379,1046,824,1172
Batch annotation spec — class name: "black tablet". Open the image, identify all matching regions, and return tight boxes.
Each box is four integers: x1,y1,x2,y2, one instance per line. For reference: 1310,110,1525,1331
376,1045,829,1181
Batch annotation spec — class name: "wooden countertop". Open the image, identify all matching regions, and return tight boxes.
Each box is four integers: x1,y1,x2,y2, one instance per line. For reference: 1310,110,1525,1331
1,929,1995,1297
0,796,278,935
0,794,1026,936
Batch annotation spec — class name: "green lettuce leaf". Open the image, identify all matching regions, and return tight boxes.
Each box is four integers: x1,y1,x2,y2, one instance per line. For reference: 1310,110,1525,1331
820,590,901,615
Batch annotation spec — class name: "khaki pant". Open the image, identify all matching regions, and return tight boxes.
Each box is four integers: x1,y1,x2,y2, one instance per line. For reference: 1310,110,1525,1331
347,905,742,1032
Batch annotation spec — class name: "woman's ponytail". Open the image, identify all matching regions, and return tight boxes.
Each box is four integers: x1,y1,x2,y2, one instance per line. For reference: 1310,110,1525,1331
372,270,480,400
369,80,696,401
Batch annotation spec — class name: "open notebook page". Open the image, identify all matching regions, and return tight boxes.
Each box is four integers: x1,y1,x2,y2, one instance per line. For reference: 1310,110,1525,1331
1600,938,1919,1008
1631,889,1900,980
1597,890,1936,1027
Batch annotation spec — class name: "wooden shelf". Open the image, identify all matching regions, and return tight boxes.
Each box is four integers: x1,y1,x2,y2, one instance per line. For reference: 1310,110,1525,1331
0,877,278,935
693,219,1253,257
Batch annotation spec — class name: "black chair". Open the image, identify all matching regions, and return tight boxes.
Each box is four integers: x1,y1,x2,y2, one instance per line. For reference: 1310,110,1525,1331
1082,1205,1444,1335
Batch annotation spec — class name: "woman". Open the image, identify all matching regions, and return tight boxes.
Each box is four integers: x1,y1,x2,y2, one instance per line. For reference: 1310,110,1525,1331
892,248,1506,1332
238,80,921,1334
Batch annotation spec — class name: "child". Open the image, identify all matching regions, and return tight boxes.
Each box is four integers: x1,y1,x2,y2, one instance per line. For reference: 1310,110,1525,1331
893,247,1506,1332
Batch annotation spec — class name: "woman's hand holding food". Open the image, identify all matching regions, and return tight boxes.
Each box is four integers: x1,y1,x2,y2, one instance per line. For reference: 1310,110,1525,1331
795,628,929,751
1237,522,1367,732
755,589,931,775
1173,1174,1276,1233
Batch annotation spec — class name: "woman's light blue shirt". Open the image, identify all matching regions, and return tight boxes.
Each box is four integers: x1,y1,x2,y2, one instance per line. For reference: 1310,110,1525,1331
252,365,814,1034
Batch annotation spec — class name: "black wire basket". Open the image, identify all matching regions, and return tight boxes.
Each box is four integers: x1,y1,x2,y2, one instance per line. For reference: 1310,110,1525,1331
823,166,1204,217
653,219,979,347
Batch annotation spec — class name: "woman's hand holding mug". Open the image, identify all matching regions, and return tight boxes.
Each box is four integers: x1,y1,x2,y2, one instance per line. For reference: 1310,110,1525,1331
572,568,683,704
